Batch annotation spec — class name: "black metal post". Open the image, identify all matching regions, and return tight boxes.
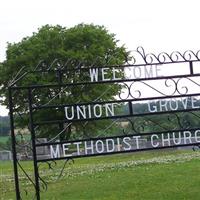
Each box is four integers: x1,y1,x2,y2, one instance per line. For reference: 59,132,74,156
8,87,21,200
189,61,194,75
28,88,40,200
129,101,133,115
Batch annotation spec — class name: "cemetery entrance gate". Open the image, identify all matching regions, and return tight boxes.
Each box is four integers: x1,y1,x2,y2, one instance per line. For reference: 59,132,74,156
9,47,200,199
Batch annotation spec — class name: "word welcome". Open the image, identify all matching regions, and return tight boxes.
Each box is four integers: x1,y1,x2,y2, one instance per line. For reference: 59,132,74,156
48,130,200,160
89,65,162,82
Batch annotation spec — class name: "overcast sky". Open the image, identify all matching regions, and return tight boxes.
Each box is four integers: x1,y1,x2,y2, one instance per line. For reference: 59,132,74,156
0,0,200,115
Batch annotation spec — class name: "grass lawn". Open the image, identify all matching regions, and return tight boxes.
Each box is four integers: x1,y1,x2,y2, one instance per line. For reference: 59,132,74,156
1,149,200,200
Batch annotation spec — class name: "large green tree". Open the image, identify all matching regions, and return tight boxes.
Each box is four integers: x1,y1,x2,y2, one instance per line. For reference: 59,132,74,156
0,24,128,140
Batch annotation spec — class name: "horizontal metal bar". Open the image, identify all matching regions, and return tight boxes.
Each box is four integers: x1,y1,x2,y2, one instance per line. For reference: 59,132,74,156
23,60,200,74
10,72,200,90
36,142,200,163
33,107,200,125
33,93,200,110
34,114,130,125
35,127,200,147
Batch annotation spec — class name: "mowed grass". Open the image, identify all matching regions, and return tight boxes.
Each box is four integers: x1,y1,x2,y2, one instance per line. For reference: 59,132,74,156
1,150,200,200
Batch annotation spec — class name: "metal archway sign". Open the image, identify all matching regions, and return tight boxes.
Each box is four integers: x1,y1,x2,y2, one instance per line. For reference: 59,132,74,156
9,47,200,199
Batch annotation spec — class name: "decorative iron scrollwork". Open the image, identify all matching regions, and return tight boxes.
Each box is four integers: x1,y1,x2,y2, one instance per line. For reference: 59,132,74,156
8,47,200,200
133,47,200,64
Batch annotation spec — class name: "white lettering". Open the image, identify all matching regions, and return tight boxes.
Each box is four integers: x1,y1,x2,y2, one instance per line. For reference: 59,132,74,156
48,130,200,160
65,103,117,120
123,137,131,150
148,101,157,112
95,140,104,153
159,100,168,112
112,68,121,80
126,67,132,79
106,139,115,152
191,97,199,109
73,142,82,155
84,141,94,154
155,65,162,77
144,65,153,78
172,132,181,145
181,98,188,109
133,136,141,149
195,130,200,142
105,103,115,116
169,99,178,111
88,104,92,118
162,133,171,146
89,68,99,82
63,143,71,157
50,145,61,158
151,134,159,147
116,138,121,151
183,131,192,144
102,68,110,81
90,65,163,83
65,107,74,120
93,104,102,118
77,105,86,119
133,66,142,78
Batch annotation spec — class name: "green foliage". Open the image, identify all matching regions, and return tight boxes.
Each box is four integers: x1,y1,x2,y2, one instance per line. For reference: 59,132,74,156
2,24,127,85
126,100,200,134
0,116,10,150
0,136,11,150
0,24,128,139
